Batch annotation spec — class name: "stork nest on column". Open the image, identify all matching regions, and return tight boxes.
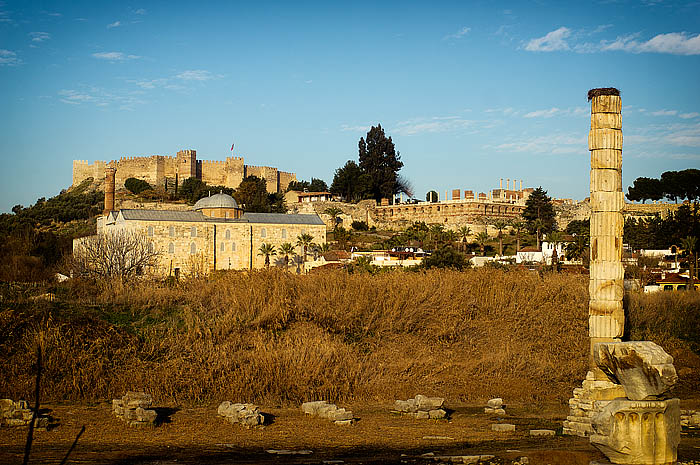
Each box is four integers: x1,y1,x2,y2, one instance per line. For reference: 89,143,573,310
587,87,620,101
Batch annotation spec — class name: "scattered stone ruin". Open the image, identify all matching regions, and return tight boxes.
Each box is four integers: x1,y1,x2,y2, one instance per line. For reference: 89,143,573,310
217,401,264,427
393,394,448,419
681,409,700,429
590,341,680,464
484,398,506,416
112,391,157,427
301,401,355,425
0,399,50,429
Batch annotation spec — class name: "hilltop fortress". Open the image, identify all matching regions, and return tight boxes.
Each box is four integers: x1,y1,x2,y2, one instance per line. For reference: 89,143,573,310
72,150,296,194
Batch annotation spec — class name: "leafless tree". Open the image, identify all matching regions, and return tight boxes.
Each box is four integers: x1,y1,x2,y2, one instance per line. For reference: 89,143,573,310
72,230,160,279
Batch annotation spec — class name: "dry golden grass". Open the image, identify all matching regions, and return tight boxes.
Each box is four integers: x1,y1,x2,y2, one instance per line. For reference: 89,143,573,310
1,269,698,406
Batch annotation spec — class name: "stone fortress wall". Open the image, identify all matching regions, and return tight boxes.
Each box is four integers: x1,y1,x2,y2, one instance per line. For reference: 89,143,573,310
73,149,296,194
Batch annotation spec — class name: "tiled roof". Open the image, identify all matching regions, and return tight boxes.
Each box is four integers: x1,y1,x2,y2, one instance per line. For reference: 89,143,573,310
117,209,324,225
242,212,325,225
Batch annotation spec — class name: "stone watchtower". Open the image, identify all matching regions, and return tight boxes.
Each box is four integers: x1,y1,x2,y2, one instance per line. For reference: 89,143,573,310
176,149,197,181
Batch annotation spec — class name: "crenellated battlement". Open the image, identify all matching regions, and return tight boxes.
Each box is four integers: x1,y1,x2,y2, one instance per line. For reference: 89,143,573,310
71,149,294,194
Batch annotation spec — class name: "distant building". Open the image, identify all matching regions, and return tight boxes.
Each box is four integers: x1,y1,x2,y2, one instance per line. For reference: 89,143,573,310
79,187,325,276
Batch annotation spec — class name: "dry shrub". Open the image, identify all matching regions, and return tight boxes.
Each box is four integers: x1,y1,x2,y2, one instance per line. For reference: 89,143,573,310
1,269,696,406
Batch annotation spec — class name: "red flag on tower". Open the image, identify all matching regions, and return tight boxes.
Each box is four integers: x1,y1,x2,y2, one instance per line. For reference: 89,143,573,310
230,143,235,151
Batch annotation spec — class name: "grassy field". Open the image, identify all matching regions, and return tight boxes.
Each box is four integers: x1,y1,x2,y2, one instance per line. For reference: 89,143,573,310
1,268,699,406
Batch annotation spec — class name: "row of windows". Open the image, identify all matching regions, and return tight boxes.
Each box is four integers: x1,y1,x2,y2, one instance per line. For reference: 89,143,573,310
147,226,303,239
162,242,237,255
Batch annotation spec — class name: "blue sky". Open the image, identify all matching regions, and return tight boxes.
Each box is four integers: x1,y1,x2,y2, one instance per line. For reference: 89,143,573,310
1,0,699,213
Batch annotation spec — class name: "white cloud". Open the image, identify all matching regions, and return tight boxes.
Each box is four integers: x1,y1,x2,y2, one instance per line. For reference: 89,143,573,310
58,87,146,110
602,32,700,55
679,112,700,119
523,107,560,118
176,70,219,81
490,134,585,154
393,116,475,135
650,109,678,116
107,21,121,29
444,26,471,41
29,32,51,42
341,124,371,133
524,27,571,52
92,52,141,61
0,49,21,66
665,124,700,147
134,8,146,15
485,107,519,116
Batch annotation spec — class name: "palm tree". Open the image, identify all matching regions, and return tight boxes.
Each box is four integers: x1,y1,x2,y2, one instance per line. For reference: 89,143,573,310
475,231,490,256
680,236,697,291
510,221,525,254
428,224,445,249
279,242,295,269
492,219,509,256
565,235,589,264
258,243,277,268
324,207,343,232
296,233,315,263
457,226,471,252
546,231,564,270
334,227,353,250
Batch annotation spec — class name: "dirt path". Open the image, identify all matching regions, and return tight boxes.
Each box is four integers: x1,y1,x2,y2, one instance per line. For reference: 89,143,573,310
1,402,699,464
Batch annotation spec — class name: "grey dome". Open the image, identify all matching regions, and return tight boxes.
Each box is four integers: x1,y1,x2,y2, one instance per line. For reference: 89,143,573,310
193,192,239,210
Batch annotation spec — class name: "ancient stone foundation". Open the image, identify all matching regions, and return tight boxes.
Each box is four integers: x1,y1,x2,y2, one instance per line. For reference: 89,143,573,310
217,401,264,427
112,392,157,427
563,370,625,437
484,398,506,416
301,401,355,425
0,399,50,429
393,394,448,419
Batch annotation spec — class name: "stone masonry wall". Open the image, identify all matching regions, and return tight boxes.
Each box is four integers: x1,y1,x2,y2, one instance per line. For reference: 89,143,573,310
72,153,295,194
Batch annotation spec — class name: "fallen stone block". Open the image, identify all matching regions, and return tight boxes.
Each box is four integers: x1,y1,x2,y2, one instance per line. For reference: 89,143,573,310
590,398,679,464
217,401,264,427
484,407,506,415
415,394,445,410
416,411,430,420
593,341,677,400
123,391,153,409
491,423,515,432
428,409,447,419
486,398,503,409
529,429,556,437
301,401,329,415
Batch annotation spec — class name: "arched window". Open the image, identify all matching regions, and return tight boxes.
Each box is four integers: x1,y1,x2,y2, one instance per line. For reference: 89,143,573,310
260,228,266,238
147,226,154,236
191,226,197,237
147,242,154,253
281,228,287,239
169,226,175,237
225,229,231,240
220,242,225,252
231,242,236,252
190,242,197,254
168,243,175,254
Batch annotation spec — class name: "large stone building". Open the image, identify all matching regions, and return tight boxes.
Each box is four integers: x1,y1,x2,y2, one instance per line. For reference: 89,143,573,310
89,191,325,276
73,149,296,194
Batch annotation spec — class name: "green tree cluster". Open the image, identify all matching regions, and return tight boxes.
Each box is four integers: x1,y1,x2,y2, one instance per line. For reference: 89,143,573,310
124,177,152,195
287,178,329,192
177,176,285,213
522,187,557,248
624,203,699,250
330,124,408,203
627,169,700,204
